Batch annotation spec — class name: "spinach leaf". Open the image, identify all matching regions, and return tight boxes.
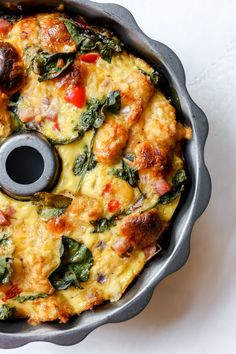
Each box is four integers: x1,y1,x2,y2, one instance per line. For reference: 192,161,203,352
62,17,123,62
139,170,187,212
49,236,93,290
112,160,139,187
79,91,121,133
15,294,48,304
149,71,159,86
173,169,187,186
0,234,9,246
0,257,12,284
49,130,84,145
10,112,26,133
73,145,97,176
32,51,75,82
139,199,159,214
90,208,128,233
112,160,146,197
139,68,159,87
73,147,88,176
7,95,27,134
105,90,121,114
0,305,14,320
32,192,73,221
62,18,81,44
80,98,105,132
90,217,116,233
39,208,66,221
32,192,73,209
77,130,96,191
159,169,187,205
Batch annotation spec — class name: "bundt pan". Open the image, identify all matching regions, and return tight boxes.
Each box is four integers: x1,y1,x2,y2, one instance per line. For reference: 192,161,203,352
0,0,211,348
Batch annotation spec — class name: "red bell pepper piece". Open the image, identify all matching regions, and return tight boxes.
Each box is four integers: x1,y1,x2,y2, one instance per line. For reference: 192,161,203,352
102,183,113,196
64,86,86,108
0,210,10,226
108,199,121,213
80,53,100,63
3,285,21,302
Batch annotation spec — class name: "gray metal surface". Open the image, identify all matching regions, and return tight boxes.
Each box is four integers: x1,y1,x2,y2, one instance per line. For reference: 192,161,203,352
0,132,60,199
0,0,211,348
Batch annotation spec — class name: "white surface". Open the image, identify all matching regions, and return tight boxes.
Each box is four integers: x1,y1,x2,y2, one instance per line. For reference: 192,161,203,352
1,0,235,353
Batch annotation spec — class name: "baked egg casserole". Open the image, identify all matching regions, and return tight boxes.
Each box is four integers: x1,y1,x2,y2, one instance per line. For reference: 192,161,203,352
0,6,191,324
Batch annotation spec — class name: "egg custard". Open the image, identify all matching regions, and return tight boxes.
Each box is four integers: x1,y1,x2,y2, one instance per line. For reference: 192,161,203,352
0,7,191,324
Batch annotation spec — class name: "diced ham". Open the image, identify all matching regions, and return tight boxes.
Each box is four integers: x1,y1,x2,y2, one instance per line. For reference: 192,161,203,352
4,206,16,218
107,199,121,213
143,244,157,260
152,178,171,196
0,210,10,226
112,237,129,256
0,206,16,226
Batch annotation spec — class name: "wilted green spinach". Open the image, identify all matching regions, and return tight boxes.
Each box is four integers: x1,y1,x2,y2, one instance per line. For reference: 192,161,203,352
0,257,12,284
32,51,75,82
134,169,188,214
0,234,9,246
74,130,96,191
32,192,73,221
49,236,93,290
73,145,97,176
0,305,14,321
79,90,121,133
15,294,48,304
90,217,116,233
138,68,159,87
62,17,123,63
112,160,138,187
158,169,187,205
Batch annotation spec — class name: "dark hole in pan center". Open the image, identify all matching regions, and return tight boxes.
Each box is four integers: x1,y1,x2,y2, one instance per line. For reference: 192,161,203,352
6,146,45,185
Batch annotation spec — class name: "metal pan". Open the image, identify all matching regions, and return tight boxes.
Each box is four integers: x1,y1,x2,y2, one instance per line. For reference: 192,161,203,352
0,0,211,348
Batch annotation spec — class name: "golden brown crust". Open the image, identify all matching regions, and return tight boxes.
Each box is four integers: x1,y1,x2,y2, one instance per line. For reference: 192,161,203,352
38,14,76,54
121,71,155,128
134,141,168,172
18,17,38,41
94,120,129,165
120,210,162,249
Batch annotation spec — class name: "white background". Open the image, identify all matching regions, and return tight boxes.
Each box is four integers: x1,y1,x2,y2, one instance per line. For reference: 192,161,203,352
1,0,236,353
